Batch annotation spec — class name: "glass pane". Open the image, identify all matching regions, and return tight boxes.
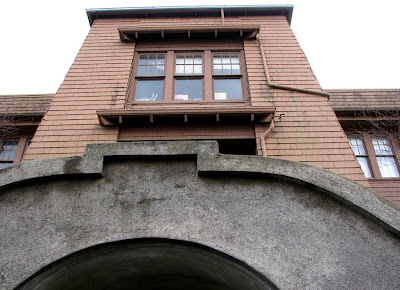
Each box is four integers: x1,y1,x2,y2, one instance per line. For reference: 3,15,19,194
372,138,393,155
214,79,242,100
194,55,202,64
176,65,184,74
213,65,222,75
356,157,372,178
213,55,222,64
176,55,184,64
138,54,165,76
137,66,146,76
377,157,400,177
348,137,366,155
232,64,240,74
175,78,202,101
231,55,240,64
139,55,148,65
146,66,156,76
135,80,163,101
156,55,165,64
185,65,194,74
222,65,232,75
193,65,202,74
222,55,231,64
155,66,164,75
185,56,194,64
148,54,157,65
0,140,18,161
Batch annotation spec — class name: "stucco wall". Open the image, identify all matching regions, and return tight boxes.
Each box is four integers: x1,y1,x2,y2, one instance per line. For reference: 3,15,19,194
1,141,399,289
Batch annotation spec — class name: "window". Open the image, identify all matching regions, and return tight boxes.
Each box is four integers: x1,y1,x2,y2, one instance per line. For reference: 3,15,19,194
372,137,400,177
128,44,248,103
348,136,372,178
0,140,18,169
348,134,400,178
135,54,165,101
213,53,242,100
175,53,203,101
0,138,32,169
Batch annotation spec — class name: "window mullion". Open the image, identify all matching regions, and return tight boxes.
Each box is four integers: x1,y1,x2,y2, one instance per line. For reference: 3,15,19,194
164,51,175,101
13,137,27,165
204,50,213,101
363,134,381,178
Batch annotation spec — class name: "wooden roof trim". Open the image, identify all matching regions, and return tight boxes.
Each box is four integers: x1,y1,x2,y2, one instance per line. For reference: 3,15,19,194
118,25,260,42
97,106,275,126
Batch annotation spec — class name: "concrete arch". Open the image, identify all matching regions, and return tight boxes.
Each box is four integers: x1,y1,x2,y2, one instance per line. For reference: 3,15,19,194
0,141,400,289
16,238,278,290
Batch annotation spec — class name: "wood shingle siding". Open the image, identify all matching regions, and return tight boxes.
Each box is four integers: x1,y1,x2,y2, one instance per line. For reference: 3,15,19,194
22,15,368,188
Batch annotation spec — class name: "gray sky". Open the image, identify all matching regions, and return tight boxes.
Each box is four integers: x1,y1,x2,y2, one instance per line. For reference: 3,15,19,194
0,0,399,94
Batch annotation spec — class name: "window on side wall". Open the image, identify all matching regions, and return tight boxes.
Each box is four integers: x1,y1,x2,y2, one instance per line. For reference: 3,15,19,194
348,134,400,178
0,140,18,169
128,41,248,104
0,138,32,169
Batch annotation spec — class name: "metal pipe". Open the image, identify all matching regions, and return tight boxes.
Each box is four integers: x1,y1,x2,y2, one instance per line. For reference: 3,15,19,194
260,118,275,156
256,33,330,99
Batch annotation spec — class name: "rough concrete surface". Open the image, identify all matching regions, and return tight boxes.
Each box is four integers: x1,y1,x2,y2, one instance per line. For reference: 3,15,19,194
0,141,399,289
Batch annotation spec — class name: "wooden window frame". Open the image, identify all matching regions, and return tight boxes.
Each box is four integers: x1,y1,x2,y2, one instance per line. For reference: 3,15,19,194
0,137,31,169
126,41,249,105
174,52,204,101
212,51,247,101
348,133,400,179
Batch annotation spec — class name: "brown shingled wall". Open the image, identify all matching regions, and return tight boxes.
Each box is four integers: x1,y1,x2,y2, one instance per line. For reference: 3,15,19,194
23,20,135,160
23,15,368,188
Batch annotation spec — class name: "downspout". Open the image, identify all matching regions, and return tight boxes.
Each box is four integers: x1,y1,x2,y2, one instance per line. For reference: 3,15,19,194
256,33,330,99
260,118,275,157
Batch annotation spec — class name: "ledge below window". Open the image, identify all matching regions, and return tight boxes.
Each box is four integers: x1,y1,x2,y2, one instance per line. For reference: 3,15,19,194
97,106,275,127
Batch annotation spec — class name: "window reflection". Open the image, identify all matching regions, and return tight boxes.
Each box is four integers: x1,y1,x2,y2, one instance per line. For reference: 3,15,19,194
214,79,242,100
135,80,163,101
175,79,202,101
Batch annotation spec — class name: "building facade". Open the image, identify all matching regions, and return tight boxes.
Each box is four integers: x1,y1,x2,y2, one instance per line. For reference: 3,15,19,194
1,6,400,289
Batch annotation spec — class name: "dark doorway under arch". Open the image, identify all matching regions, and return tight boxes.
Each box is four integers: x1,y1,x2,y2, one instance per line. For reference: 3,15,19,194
17,238,278,290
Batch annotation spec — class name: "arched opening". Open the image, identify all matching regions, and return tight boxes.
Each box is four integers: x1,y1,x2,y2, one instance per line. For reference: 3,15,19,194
16,238,278,290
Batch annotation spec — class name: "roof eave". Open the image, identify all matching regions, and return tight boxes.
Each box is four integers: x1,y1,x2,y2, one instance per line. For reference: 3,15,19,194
86,5,294,26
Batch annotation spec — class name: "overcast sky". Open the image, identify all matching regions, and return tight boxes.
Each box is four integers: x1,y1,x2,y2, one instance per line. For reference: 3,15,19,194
0,0,399,94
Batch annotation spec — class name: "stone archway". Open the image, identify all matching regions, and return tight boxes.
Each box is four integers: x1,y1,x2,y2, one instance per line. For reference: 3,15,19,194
16,239,278,290
1,141,399,289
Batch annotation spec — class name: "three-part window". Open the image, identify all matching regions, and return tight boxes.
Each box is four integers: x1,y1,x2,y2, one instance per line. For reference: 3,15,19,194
348,135,400,178
131,50,246,103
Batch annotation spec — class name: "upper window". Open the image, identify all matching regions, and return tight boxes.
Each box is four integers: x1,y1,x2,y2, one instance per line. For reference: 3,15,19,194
348,136,372,178
135,54,165,101
174,53,203,101
348,134,399,178
372,137,400,177
213,53,242,100
0,140,18,169
129,44,248,103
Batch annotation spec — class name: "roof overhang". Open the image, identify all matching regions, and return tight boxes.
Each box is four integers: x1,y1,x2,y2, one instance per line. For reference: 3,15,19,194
86,5,294,26
97,106,275,127
118,25,261,42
